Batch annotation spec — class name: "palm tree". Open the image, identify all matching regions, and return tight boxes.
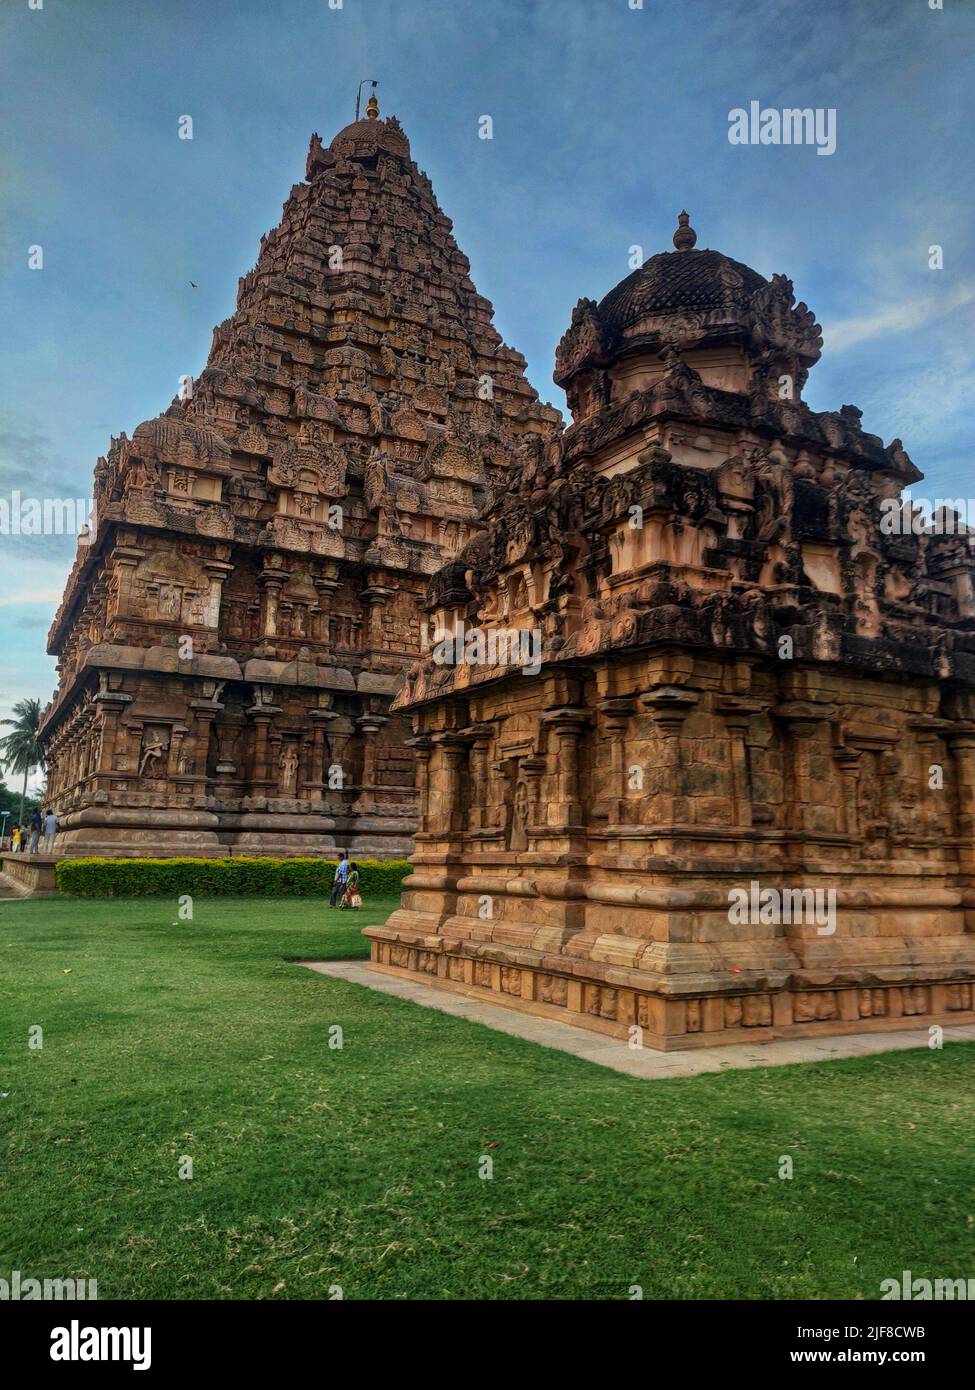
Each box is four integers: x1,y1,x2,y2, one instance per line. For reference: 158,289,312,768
0,698,45,830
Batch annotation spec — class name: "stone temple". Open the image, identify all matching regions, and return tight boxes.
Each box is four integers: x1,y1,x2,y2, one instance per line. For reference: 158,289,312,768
39,99,559,856
366,213,975,1049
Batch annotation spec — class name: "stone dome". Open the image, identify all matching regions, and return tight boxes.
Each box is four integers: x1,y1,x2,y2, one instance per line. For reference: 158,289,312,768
305,101,412,181
328,115,410,160
597,247,768,336
554,212,822,392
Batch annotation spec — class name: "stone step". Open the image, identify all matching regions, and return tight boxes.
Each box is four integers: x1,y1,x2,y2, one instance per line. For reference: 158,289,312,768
0,858,59,898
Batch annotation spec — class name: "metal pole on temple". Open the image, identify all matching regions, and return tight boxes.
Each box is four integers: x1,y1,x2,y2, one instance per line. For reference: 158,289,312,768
355,79,378,121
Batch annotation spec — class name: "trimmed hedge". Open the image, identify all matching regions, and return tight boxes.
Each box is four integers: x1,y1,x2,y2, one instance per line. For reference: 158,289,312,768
55,856,411,899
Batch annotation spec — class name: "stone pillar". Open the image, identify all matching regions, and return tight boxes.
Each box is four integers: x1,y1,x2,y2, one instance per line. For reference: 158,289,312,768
444,736,468,836
406,734,435,834
834,748,862,836
189,700,222,794
45,747,59,802
92,691,133,786
596,697,635,823
324,717,355,811
941,561,975,622
55,734,68,802
108,546,144,621
268,729,286,797
259,565,286,638
541,707,591,829
314,567,340,645
520,754,548,844
716,696,764,829
296,730,314,799
304,710,336,803
431,732,468,835
640,685,699,824
783,725,813,834
167,721,191,784
771,701,836,838
355,714,387,792
461,724,493,831
213,716,241,791
307,728,322,806
203,559,234,630
66,729,80,793
947,725,975,868
359,585,395,652
248,713,273,795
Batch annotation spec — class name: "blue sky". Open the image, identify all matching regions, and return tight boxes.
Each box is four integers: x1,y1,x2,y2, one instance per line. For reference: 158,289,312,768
1,0,972,789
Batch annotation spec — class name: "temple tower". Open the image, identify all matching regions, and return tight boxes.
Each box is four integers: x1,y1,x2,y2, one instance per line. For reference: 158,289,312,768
39,102,560,856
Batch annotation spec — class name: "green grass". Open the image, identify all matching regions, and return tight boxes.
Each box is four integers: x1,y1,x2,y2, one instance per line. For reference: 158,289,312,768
1,895,973,1300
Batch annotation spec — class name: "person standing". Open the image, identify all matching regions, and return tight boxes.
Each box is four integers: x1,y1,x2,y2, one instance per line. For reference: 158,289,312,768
28,808,42,854
11,824,21,853
42,808,59,855
330,852,349,908
342,862,362,911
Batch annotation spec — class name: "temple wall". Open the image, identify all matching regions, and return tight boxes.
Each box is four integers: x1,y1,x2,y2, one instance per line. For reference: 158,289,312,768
44,667,417,857
365,655,975,1048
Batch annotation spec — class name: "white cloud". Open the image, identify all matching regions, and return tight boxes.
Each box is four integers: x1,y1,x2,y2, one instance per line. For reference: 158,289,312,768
0,589,63,609
825,282,975,351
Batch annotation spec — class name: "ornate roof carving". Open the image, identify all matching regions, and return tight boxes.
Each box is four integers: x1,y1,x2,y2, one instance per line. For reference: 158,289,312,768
600,249,767,332
402,221,971,713
554,215,824,392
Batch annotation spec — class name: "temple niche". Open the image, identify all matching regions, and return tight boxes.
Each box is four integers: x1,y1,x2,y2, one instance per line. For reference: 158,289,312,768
39,100,559,857
367,214,975,1050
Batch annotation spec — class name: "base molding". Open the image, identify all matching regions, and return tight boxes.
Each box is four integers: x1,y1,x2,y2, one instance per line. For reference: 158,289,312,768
365,935,975,1051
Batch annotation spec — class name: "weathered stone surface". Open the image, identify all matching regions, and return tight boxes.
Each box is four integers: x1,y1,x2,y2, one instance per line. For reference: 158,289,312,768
39,103,559,857
367,214,975,1049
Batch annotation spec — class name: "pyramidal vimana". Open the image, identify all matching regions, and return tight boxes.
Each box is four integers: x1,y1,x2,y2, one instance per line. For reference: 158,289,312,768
39,99,559,857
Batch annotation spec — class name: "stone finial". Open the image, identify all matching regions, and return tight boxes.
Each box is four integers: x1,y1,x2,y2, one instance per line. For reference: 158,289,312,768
366,92,380,120
673,210,697,251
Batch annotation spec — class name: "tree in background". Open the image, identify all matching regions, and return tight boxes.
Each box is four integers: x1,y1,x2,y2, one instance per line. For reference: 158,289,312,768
0,698,45,831
0,781,42,818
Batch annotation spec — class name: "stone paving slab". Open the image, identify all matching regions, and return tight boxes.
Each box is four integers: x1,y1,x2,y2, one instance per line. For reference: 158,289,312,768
300,960,975,1079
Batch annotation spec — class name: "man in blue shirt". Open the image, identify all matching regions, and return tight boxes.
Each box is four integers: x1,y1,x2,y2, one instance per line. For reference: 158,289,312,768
330,853,349,907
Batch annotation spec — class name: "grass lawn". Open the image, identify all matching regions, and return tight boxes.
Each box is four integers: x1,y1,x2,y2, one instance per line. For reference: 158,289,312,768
1,894,973,1301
